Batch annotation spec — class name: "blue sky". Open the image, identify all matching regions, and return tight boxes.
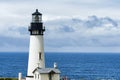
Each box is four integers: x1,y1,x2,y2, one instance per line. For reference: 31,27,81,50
0,0,120,52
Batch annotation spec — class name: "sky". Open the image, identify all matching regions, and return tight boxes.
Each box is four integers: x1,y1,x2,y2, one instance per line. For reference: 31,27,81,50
0,0,120,52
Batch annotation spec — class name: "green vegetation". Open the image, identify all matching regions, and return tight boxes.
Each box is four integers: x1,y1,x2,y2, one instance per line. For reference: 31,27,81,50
0,78,18,80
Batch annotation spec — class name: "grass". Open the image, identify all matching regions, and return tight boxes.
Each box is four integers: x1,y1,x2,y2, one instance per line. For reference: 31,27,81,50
0,78,18,80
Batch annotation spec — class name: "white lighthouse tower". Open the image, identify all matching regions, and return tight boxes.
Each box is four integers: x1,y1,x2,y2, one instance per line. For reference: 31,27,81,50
26,9,45,80
26,9,60,80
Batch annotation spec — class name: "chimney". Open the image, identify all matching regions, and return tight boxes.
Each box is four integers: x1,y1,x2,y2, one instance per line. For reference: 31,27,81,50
54,62,57,69
18,72,22,80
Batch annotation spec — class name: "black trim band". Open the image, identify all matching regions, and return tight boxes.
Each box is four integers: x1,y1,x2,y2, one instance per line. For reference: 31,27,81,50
26,76,34,78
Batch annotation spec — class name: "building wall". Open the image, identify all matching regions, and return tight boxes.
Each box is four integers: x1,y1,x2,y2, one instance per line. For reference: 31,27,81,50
52,74,60,80
34,71,60,80
40,74,49,80
40,74,60,80
34,72,49,80
34,71,41,80
40,73,60,80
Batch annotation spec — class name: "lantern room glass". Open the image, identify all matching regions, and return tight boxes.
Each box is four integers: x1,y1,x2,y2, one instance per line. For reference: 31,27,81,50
32,15,42,23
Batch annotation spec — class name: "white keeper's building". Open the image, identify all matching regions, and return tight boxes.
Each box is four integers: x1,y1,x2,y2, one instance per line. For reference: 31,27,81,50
26,9,60,80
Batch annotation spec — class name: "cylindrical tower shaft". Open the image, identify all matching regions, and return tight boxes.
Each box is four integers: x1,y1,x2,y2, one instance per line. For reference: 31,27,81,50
26,9,45,80
27,35,45,76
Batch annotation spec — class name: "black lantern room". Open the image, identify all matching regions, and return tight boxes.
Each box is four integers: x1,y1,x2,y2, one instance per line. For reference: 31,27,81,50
29,9,45,35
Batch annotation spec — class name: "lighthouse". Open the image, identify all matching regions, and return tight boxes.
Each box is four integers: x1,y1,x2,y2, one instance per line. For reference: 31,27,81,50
26,9,45,80
26,9,60,80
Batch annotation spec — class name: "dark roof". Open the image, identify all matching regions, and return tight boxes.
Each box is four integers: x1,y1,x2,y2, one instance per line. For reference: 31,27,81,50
32,9,42,15
33,68,60,74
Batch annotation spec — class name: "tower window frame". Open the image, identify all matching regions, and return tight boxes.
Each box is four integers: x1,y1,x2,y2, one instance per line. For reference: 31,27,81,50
39,52,42,60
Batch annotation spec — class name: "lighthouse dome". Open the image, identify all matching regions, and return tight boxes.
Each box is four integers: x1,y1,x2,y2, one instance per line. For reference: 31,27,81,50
32,9,42,23
32,9,42,15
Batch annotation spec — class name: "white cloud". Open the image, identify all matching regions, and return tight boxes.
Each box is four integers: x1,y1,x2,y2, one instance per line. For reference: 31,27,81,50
0,0,120,22
0,0,119,52
43,16,120,52
45,47,120,53
0,15,119,52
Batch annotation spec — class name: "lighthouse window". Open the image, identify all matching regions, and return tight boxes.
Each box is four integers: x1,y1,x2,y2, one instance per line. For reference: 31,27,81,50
32,15,42,23
39,52,42,60
36,31,39,34
32,30,39,35
32,31,36,34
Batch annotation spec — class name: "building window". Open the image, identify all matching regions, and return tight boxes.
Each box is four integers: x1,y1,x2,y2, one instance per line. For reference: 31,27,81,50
38,74,39,79
39,52,42,60
35,74,36,79
32,30,39,35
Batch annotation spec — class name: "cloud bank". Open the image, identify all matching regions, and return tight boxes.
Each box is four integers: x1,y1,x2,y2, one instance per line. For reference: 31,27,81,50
0,15,120,52
43,16,120,52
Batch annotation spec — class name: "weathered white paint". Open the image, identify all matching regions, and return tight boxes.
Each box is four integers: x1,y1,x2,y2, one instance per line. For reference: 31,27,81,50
27,35,45,77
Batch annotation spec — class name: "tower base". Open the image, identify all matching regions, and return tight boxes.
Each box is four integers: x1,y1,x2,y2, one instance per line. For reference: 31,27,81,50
26,76,34,80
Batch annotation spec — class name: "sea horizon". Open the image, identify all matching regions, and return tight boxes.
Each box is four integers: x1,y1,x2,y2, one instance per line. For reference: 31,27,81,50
1,52,120,54
0,52,120,80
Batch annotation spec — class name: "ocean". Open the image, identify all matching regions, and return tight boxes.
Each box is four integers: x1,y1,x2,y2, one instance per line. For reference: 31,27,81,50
0,52,120,80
